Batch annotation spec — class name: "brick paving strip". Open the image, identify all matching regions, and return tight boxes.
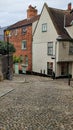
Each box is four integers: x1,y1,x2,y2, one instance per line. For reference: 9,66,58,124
0,86,14,98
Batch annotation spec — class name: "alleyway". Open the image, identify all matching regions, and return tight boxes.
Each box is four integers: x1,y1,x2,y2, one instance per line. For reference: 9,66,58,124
0,74,73,130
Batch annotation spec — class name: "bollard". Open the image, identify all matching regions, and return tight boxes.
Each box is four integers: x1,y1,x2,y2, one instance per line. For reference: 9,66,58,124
68,74,71,86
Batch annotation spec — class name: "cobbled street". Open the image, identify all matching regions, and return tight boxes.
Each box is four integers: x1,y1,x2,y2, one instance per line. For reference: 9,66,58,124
0,74,73,130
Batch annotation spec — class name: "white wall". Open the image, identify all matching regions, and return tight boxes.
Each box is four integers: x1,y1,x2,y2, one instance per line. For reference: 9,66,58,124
56,41,73,62
65,26,73,39
32,5,58,74
32,20,38,34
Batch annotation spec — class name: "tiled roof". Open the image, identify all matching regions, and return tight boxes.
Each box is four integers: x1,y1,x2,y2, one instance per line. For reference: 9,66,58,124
65,12,73,26
7,15,40,30
44,3,73,40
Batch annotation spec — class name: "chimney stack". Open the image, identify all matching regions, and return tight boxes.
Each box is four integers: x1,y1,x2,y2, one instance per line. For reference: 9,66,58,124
27,5,38,19
68,3,72,10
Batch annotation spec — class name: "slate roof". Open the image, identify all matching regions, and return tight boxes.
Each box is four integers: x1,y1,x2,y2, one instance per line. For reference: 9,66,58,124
45,3,73,41
7,15,40,30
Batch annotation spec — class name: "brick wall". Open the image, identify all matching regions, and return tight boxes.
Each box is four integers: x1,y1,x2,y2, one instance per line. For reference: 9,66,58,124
8,25,32,72
27,5,37,18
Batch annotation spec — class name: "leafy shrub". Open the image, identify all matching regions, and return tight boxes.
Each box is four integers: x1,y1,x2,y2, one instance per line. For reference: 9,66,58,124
13,56,22,63
0,41,16,55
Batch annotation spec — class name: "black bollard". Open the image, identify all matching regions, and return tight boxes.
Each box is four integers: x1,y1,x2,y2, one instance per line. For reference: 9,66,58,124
68,74,71,86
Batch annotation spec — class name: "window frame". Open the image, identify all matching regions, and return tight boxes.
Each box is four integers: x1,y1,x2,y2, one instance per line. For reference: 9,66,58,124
22,26,27,34
47,42,53,55
42,23,47,32
21,40,27,50
69,42,73,55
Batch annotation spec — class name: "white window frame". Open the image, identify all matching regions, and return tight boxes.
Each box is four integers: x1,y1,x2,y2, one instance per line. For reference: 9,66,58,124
42,23,47,32
47,42,53,55
22,40,27,50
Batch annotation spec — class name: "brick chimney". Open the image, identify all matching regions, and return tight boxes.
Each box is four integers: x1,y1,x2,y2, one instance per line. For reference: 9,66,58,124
27,5,37,18
68,3,72,10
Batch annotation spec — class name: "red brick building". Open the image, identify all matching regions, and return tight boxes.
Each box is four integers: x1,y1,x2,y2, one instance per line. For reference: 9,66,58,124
5,5,40,73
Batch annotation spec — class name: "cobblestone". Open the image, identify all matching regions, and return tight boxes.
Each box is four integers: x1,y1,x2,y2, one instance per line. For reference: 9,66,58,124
0,74,73,130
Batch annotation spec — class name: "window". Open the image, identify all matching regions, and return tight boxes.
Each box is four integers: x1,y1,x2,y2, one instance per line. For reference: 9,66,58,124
22,27,27,34
22,40,27,50
15,29,18,36
47,42,53,55
9,29,18,36
70,20,73,25
69,42,73,54
61,63,69,75
42,23,47,32
25,55,28,65
20,55,24,63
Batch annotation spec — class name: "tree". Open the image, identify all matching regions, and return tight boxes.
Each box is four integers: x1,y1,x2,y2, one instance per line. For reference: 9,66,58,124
0,41,16,55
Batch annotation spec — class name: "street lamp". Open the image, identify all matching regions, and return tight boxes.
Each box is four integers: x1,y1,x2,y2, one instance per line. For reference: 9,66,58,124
5,30,10,79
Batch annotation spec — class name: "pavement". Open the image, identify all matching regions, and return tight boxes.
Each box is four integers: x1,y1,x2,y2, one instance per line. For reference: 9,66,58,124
0,86,14,98
0,74,73,130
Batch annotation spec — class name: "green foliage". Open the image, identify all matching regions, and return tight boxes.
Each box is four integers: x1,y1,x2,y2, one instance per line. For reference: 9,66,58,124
0,41,16,55
13,56,22,63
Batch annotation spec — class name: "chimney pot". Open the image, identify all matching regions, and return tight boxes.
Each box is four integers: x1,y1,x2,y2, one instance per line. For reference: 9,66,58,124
27,5,37,18
68,3,72,10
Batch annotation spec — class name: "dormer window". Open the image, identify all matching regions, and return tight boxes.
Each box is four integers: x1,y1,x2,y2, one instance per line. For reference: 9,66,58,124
22,27,27,34
70,20,73,25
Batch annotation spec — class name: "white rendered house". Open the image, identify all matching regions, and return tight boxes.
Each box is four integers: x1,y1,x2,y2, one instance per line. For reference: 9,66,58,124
32,3,73,78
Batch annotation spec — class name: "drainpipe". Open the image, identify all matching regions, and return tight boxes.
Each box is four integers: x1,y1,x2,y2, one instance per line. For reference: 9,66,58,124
64,15,66,28
55,40,57,78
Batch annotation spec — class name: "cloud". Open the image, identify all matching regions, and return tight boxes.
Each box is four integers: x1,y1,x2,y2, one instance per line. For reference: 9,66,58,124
0,0,73,27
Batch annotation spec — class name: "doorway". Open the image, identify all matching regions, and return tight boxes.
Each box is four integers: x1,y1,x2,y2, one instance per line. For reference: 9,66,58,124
61,62,69,76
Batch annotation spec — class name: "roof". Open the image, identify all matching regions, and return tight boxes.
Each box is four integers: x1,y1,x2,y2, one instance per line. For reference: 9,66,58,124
65,12,73,27
45,3,73,41
7,15,40,30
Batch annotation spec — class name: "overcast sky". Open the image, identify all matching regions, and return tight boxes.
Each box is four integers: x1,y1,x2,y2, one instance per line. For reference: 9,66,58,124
0,0,73,27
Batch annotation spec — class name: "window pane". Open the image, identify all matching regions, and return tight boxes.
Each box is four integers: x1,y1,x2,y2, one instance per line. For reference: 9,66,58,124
22,27,27,34
22,41,27,50
48,48,53,55
48,42,53,55
48,43,53,47
42,23,47,32
69,42,73,54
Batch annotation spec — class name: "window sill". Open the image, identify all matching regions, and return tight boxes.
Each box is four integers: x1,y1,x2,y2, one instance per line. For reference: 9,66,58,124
21,48,27,50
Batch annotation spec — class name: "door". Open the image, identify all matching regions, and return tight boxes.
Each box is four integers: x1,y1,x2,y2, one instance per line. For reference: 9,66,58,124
47,62,53,76
14,63,19,74
61,62,69,76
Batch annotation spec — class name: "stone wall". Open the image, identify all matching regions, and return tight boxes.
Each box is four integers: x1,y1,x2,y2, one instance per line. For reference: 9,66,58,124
0,54,13,80
0,55,3,81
